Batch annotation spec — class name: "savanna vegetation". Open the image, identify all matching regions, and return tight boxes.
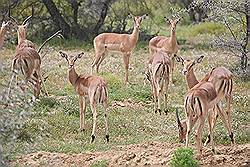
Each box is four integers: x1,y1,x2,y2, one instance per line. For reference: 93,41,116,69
0,0,249,166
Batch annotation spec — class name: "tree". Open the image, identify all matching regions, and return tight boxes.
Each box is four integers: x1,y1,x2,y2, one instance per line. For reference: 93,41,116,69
205,0,249,72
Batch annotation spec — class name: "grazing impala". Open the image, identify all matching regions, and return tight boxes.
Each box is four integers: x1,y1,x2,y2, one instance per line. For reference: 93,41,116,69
7,15,63,98
60,51,109,143
150,51,171,114
148,17,180,82
91,14,147,84
0,21,10,49
175,55,235,146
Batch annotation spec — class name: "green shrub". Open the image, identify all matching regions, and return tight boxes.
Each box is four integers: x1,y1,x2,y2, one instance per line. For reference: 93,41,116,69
170,147,198,167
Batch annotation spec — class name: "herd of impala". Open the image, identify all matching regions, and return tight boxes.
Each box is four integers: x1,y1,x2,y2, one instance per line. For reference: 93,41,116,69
0,13,235,156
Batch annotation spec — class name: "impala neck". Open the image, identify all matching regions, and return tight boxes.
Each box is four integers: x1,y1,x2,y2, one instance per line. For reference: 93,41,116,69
68,67,79,87
18,32,26,45
130,26,139,46
186,68,199,89
170,29,177,47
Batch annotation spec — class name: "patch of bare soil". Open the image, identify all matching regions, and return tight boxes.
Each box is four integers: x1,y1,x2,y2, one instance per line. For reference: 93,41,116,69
10,142,249,167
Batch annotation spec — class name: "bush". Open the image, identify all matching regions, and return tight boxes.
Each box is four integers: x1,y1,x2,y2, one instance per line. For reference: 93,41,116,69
170,147,198,167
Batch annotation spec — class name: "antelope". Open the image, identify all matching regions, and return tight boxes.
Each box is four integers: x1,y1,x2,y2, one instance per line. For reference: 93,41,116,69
7,26,63,98
178,76,220,155
91,14,148,84
148,17,180,83
175,55,235,146
150,51,171,114
59,51,109,143
0,21,10,49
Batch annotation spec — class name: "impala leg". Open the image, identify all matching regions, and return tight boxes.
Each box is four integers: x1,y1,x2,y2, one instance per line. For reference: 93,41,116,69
152,79,158,113
195,117,205,155
7,72,17,98
91,53,102,74
226,94,235,145
226,79,235,144
90,101,97,143
103,100,109,142
79,95,85,131
163,78,169,114
123,54,130,84
216,103,235,145
32,71,41,98
207,111,215,153
185,116,192,147
205,106,218,146
96,52,106,73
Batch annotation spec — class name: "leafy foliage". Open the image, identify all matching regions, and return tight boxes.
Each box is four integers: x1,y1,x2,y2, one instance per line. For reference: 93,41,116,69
170,147,198,167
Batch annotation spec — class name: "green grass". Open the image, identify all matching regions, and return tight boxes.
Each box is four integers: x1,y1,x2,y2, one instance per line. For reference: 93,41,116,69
0,24,249,164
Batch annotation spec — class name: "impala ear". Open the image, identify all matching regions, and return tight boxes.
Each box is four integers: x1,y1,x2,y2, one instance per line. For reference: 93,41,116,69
164,16,170,24
196,55,204,63
77,52,84,58
175,55,184,64
176,18,180,23
59,51,68,59
142,13,148,19
23,22,29,29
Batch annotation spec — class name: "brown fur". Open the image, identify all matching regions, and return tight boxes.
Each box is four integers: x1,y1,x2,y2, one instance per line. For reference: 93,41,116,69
60,51,109,142
92,15,147,84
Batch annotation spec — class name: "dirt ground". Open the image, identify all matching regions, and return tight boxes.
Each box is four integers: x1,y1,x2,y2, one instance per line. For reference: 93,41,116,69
10,142,249,167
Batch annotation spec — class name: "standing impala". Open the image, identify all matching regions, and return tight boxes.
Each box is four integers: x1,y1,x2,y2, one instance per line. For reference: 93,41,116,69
60,51,109,143
91,14,147,84
150,51,171,114
148,17,180,82
0,21,10,49
175,55,235,146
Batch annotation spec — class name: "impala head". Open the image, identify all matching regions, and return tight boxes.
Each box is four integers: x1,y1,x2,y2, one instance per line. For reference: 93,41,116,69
176,108,187,143
9,15,32,42
133,14,148,30
175,55,204,75
165,17,180,32
59,51,85,69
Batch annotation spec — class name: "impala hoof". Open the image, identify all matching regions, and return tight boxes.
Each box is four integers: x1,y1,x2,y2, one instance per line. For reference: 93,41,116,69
91,135,95,143
106,135,109,143
80,128,85,132
164,109,168,115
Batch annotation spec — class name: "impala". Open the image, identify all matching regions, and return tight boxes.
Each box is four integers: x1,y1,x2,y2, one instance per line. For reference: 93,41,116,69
150,51,171,114
91,14,147,84
148,17,180,82
175,55,235,146
60,51,109,143
7,19,63,98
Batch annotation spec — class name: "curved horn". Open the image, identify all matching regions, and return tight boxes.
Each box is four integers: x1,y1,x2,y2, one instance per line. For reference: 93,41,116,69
176,108,182,128
22,15,32,25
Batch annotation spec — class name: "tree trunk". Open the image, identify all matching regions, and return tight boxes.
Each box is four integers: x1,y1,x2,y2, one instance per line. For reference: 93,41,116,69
93,0,112,35
241,0,249,71
42,0,71,38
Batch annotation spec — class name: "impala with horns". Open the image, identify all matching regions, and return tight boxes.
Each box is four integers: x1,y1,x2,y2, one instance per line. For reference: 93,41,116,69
0,21,10,49
148,17,180,83
176,69,221,155
150,51,171,115
175,55,235,146
7,30,63,99
91,14,148,84
9,11,35,50
60,51,109,143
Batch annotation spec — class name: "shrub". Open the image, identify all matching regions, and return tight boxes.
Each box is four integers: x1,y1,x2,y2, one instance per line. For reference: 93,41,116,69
170,147,198,167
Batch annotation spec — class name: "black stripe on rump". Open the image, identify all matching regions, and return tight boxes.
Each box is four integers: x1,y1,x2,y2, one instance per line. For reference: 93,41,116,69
196,97,202,115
